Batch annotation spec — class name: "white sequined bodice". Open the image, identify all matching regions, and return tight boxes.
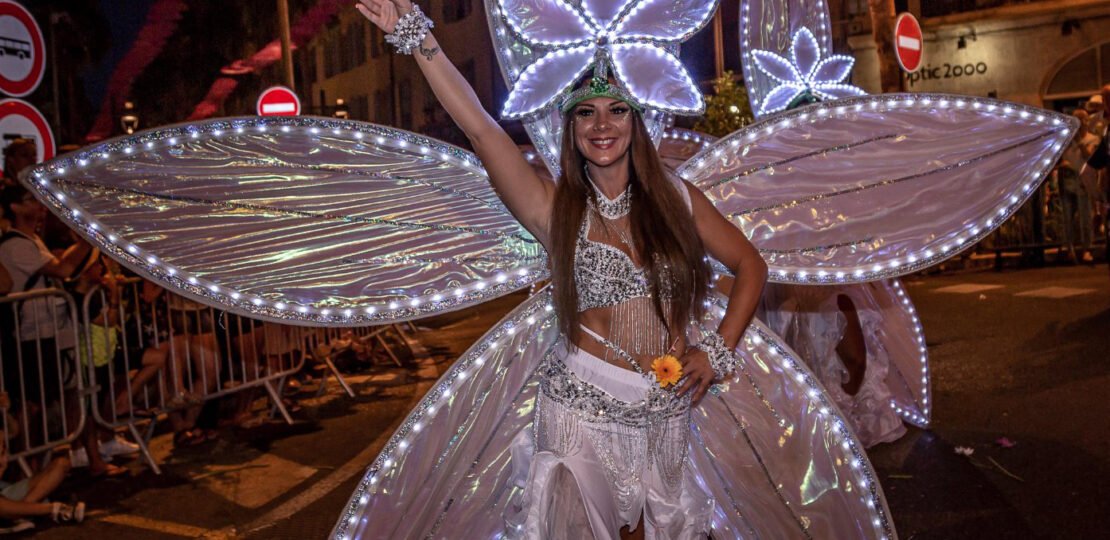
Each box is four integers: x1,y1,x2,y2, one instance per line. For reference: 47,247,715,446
574,211,655,312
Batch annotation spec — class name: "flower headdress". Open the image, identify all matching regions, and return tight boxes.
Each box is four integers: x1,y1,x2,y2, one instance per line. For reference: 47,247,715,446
497,0,720,119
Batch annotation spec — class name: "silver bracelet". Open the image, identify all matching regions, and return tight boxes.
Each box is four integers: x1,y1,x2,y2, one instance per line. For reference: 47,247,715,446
695,329,739,380
385,5,434,55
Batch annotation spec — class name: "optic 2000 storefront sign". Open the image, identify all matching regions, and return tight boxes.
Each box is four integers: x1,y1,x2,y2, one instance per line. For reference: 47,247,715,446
906,61,989,87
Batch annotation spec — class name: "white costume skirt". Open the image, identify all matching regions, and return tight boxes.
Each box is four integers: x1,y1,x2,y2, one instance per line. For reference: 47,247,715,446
504,343,714,539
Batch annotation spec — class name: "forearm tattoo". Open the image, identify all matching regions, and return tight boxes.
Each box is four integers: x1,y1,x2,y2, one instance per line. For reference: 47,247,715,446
420,44,440,61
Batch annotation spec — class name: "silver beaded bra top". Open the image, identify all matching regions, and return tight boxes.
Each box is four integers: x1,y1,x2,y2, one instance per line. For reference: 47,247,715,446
574,210,658,312
573,177,692,313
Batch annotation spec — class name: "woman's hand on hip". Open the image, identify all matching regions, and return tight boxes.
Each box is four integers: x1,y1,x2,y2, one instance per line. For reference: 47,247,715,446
675,348,714,406
355,0,413,33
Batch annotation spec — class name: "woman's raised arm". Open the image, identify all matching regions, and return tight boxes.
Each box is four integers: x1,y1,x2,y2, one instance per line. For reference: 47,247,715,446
356,0,555,244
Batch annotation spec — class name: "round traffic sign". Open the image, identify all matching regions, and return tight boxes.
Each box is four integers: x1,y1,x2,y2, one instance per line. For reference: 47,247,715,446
894,13,923,74
257,86,301,116
0,0,46,97
0,98,54,164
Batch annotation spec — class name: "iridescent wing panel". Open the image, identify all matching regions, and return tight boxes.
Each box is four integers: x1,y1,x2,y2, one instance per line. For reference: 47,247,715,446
679,94,1077,284
24,117,547,326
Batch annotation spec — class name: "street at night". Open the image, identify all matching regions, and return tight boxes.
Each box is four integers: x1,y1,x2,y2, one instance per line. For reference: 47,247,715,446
3,0,1110,538
4,264,1103,539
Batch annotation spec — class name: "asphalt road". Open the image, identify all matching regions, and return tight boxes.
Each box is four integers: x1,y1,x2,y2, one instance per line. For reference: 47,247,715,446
15,265,1109,539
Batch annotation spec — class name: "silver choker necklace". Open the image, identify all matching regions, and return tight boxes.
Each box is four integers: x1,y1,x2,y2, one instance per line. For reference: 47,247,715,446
585,170,632,220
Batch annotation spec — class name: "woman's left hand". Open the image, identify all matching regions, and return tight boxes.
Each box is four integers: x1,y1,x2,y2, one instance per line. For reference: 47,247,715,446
675,348,714,405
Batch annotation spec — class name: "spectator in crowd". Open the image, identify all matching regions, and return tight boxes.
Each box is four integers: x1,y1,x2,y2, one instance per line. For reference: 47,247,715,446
162,293,222,447
0,264,10,295
1,139,37,233
67,254,138,477
1085,85,1110,274
1057,109,1099,263
1,140,35,189
1085,97,1108,241
0,185,92,450
1086,94,1107,136
0,392,84,532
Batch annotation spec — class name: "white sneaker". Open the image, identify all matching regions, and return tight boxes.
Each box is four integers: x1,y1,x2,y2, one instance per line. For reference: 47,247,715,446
70,448,90,468
99,435,141,458
0,518,35,533
51,501,85,523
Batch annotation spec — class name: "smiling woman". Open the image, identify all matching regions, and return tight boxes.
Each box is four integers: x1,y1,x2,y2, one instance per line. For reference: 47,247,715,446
343,0,783,537
571,97,634,166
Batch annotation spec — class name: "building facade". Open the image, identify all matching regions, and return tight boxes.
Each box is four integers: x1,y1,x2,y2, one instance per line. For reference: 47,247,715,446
297,0,502,147
840,0,1110,111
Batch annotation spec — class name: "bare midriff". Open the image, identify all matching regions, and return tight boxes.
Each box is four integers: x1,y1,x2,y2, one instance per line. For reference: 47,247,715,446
572,305,688,375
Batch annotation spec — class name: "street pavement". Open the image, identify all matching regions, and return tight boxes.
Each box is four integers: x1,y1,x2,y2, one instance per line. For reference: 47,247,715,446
14,265,1109,539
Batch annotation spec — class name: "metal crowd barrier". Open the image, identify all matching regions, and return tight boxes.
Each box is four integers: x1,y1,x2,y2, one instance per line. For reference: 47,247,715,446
80,278,315,473
0,277,418,475
80,278,412,473
0,288,86,477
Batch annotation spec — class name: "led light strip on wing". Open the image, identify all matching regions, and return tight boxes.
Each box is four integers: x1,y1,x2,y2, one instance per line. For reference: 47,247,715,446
678,93,1077,285
25,116,548,326
890,280,930,427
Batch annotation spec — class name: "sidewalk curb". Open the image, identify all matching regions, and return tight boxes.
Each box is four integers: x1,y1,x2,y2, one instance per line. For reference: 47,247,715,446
203,356,442,539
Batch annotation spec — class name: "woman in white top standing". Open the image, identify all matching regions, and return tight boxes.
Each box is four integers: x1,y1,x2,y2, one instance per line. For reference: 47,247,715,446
356,1,767,537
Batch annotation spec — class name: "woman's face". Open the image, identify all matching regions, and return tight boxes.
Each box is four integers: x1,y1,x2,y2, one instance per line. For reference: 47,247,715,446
571,97,634,168
10,189,45,225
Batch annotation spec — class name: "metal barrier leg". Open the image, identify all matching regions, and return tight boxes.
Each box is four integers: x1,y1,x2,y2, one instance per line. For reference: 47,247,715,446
263,379,293,425
314,370,329,397
321,356,355,398
16,457,32,479
127,422,162,475
143,420,157,446
375,333,403,367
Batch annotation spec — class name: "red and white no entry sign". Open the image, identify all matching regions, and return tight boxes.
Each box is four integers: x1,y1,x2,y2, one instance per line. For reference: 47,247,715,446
257,86,301,116
0,0,46,97
0,98,55,163
894,13,923,74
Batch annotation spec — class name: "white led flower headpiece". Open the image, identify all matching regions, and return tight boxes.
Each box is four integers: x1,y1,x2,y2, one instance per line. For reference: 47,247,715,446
497,0,719,119
750,28,866,116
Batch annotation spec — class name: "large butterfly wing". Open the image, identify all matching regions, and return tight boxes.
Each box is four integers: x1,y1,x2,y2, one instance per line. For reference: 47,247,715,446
679,94,1077,284
24,117,547,326
332,288,557,540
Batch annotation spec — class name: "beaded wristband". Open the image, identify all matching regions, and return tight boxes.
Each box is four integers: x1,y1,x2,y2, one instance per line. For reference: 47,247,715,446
695,329,739,380
385,5,434,55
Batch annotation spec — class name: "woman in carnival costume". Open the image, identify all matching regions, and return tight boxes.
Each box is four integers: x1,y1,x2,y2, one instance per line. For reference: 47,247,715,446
21,0,1073,538
344,0,895,538
355,0,767,536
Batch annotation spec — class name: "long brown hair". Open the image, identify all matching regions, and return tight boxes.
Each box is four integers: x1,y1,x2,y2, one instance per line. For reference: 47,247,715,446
549,111,711,342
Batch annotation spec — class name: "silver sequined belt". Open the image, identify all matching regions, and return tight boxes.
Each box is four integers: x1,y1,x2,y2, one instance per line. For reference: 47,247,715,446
538,347,690,430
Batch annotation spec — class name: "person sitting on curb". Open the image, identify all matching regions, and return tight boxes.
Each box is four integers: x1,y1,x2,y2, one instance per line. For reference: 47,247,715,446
0,392,85,532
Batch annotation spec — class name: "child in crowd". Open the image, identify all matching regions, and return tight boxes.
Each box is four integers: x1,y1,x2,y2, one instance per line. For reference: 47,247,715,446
0,392,84,532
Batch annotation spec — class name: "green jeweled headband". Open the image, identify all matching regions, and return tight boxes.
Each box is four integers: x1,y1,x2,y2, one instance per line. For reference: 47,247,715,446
560,61,644,115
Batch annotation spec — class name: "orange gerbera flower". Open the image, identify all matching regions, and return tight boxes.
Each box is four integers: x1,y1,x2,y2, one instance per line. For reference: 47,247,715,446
651,354,683,388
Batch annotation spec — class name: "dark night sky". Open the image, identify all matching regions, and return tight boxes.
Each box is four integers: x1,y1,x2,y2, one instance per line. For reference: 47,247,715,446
82,0,154,111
